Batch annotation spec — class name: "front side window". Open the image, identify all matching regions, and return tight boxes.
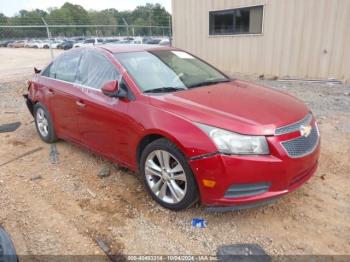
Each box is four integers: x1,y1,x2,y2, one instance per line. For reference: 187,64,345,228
77,51,120,90
209,5,263,35
115,50,229,92
49,51,81,82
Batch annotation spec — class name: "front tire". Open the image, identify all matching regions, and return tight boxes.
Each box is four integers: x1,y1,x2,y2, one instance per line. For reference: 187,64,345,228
140,138,198,210
34,103,58,143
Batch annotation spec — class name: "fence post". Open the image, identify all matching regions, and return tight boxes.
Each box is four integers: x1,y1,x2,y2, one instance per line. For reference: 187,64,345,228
122,18,129,37
41,17,54,60
168,15,172,46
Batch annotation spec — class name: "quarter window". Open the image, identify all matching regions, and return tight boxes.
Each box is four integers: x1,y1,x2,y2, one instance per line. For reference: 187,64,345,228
41,62,52,77
77,51,120,90
209,6,263,35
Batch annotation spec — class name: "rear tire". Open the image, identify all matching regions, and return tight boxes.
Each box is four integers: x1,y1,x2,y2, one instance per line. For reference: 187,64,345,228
34,103,58,143
140,138,198,211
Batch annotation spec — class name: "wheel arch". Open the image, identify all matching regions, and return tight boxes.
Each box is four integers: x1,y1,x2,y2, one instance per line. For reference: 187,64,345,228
135,129,191,170
136,131,201,209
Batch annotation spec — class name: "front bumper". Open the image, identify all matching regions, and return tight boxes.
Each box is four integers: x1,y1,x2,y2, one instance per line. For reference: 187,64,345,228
189,137,320,207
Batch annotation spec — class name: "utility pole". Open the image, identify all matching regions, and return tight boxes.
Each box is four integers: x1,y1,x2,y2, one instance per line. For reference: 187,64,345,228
41,17,53,59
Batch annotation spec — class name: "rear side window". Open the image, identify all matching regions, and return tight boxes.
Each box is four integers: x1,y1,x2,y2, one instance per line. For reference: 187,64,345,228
76,51,120,90
50,51,81,82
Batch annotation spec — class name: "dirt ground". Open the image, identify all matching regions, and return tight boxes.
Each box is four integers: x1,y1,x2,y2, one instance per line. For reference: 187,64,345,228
0,48,349,258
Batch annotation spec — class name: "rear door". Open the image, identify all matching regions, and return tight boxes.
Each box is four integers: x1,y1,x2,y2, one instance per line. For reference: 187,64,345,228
74,50,132,163
41,50,82,141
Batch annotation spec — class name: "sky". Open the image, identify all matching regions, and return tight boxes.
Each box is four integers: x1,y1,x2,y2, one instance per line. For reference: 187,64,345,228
0,0,172,17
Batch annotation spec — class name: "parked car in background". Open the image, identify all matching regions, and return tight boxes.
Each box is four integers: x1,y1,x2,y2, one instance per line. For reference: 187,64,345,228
24,40,35,48
73,38,103,48
25,45,320,211
43,42,50,49
31,40,49,49
142,37,152,44
124,37,134,41
57,40,75,50
159,39,170,46
118,40,133,44
131,38,142,44
103,39,120,44
144,38,162,45
0,40,15,47
49,40,64,49
9,40,27,48
25,40,40,48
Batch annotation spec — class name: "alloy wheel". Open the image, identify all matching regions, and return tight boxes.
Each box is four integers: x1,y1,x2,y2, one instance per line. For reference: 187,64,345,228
145,150,187,204
36,107,49,137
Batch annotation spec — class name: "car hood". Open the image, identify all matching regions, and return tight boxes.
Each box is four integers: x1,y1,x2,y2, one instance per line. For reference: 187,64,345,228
149,80,309,135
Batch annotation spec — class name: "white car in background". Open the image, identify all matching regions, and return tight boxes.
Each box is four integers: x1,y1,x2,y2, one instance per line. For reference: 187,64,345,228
24,40,37,48
24,40,40,48
73,38,103,48
49,40,64,49
159,39,170,46
31,40,49,49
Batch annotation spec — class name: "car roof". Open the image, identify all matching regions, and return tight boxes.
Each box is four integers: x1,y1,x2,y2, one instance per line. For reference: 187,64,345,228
98,44,176,54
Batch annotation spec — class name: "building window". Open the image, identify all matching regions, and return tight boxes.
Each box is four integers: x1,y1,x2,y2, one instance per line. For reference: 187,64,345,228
209,5,263,35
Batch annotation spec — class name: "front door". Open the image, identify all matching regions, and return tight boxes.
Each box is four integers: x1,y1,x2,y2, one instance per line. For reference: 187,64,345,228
74,50,132,164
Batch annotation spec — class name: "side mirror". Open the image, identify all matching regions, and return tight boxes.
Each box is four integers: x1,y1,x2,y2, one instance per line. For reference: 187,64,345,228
101,80,128,99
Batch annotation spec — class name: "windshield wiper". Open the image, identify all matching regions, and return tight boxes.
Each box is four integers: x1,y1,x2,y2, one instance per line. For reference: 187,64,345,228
188,79,230,88
144,87,187,94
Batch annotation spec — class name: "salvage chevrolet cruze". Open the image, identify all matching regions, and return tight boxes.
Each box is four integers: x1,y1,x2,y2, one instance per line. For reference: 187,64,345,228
24,45,320,211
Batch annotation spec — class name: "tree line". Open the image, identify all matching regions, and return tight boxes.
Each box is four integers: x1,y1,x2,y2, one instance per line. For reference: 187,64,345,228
0,2,171,39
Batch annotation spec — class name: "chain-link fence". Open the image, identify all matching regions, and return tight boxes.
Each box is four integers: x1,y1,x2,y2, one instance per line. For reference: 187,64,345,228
0,19,172,58
0,24,171,39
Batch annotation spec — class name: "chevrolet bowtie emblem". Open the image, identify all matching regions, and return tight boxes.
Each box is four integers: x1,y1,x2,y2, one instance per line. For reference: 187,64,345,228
300,125,312,137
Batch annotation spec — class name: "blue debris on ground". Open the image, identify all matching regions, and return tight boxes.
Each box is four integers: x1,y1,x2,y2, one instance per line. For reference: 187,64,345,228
191,218,207,228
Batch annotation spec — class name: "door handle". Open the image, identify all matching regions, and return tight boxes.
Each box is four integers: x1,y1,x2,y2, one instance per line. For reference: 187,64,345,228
76,100,86,108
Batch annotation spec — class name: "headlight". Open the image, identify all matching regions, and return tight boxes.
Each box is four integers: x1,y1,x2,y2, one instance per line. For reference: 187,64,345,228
196,123,269,155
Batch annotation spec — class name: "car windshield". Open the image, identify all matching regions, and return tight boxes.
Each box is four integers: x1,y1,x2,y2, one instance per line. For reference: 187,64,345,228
114,50,229,93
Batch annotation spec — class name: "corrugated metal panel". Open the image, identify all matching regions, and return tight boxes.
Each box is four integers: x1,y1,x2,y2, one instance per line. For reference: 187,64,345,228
172,0,350,81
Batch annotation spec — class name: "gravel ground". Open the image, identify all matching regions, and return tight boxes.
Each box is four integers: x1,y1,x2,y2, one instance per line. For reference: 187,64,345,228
0,48,349,259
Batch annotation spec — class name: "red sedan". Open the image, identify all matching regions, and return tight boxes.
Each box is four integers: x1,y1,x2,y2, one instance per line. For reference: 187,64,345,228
25,45,320,211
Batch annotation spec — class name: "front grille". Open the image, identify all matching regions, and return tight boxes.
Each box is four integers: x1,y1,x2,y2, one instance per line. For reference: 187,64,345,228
281,124,319,158
224,183,271,198
275,113,313,135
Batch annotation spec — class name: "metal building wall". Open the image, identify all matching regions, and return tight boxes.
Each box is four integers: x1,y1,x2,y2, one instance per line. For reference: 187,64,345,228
172,0,350,82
